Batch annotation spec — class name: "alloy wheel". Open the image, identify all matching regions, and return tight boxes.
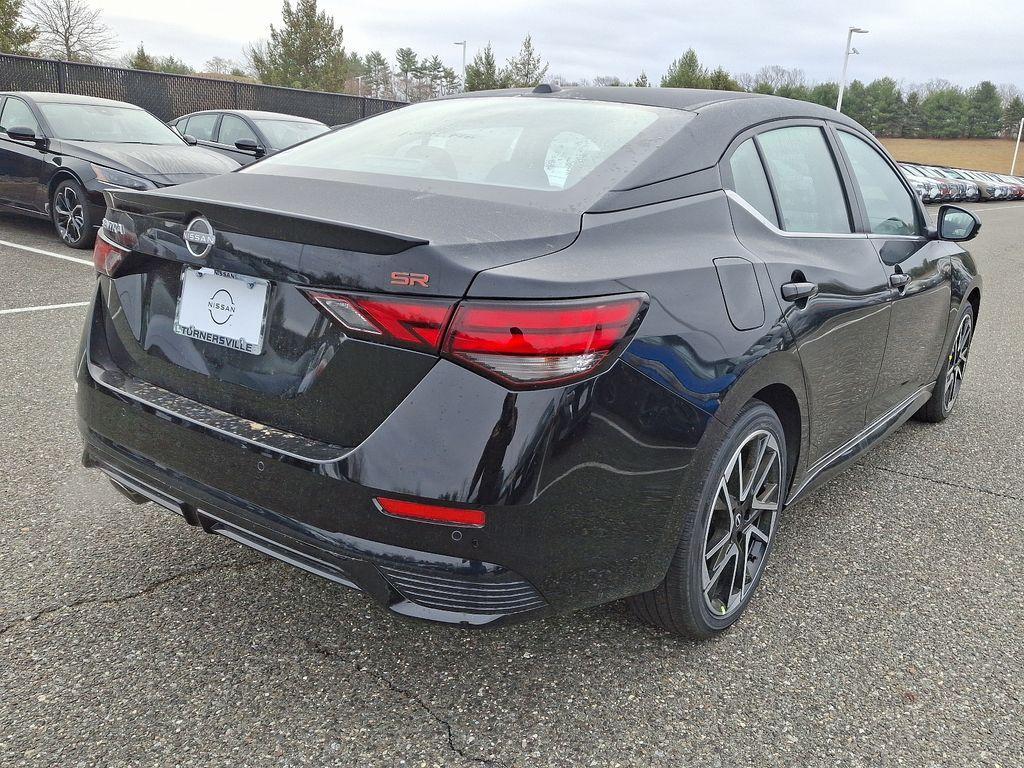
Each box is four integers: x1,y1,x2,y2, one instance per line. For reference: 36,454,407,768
54,186,85,244
701,429,782,618
943,313,973,412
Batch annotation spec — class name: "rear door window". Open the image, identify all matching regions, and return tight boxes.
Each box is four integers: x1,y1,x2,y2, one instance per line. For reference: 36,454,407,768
757,126,852,234
184,113,219,142
727,138,778,227
838,131,921,236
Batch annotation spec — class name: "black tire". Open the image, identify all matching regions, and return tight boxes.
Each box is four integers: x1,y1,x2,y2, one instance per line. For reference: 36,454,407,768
627,401,788,638
51,179,95,249
915,304,974,423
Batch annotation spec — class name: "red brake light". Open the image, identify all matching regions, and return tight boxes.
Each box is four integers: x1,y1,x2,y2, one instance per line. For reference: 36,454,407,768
375,497,486,527
305,289,647,387
442,294,647,387
93,233,128,277
304,291,456,353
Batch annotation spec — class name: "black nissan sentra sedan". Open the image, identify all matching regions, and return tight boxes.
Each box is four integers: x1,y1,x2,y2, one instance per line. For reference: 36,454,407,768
77,87,982,637
0,92,239,248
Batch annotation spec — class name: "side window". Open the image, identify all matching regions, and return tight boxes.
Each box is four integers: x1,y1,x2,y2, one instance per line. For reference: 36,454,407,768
0,98,40,135
218,115,257,146
838,132,920,236
757,126,851,234
727,139,778,227
184,113,219,142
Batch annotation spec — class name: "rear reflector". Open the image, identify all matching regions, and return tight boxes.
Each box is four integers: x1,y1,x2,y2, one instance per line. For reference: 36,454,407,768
443,294,647,387
374,497,486,527
93,233,128,277
305,291,456,353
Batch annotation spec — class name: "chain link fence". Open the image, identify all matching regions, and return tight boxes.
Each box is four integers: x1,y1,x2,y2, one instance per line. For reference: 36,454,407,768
0,53,405,125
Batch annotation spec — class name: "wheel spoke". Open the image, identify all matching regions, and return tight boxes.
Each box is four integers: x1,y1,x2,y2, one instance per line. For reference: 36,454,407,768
700,428,783,620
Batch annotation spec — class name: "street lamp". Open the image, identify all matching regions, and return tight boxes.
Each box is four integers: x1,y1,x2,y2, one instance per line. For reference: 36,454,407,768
1012,118,1024,175
836,26,868,113
453,40,467,89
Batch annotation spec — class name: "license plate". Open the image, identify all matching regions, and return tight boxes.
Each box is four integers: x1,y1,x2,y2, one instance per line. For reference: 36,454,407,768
173,268,269,355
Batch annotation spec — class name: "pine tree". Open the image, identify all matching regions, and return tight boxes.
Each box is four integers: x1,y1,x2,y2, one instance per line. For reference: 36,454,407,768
245,0,349,91
0,0,37,54
633,71,649,88
661,49,707,88
127,42,155,70
966,81,1003,138
1003,96,1024,138
395,46,419,99
903,91,924,138
362,50,393,99
706,66,740,91
502,34,547,88
465,42,505,91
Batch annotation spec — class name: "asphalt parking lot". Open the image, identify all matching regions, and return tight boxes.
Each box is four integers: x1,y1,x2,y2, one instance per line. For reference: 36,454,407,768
2,204,1022,768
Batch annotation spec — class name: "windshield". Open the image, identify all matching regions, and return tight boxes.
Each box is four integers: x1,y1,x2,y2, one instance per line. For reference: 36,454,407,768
248,97,682,192
39,103,183,144
253,119,327,149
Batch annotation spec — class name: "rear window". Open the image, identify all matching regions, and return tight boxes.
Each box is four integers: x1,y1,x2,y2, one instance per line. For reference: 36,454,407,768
247,97,681,192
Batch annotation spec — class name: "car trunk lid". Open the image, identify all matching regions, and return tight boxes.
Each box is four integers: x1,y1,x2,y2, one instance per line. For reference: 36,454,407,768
94,176,581,447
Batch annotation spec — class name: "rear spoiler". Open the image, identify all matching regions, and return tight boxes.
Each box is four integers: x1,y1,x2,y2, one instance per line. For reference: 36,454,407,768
105,189,428,256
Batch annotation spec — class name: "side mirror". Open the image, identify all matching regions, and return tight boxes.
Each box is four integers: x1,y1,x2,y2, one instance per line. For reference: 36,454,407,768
936,205,981,242
182,133,198,146
6,126,47,149
234,138,266,158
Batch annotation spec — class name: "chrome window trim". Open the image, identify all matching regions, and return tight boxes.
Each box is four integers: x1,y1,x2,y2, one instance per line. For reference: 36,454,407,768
725,190,868,240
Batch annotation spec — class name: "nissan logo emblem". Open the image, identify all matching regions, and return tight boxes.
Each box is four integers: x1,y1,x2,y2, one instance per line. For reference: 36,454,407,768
183,216,216,258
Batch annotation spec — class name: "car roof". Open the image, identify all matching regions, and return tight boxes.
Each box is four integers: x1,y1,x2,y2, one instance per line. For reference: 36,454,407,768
1,91,142,108
179,109,324,124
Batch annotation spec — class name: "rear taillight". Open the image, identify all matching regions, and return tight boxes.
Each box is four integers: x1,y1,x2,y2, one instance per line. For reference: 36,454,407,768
304,290,647,388
93,233,128,277
304,291,456,353
443,294,647,387
374,497,486,527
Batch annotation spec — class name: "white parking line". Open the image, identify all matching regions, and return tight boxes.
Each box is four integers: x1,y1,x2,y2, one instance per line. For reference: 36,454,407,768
0,238,92,266
0,301,89,316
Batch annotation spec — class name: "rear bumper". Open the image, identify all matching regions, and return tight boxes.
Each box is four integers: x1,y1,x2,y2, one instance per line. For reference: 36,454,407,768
76,284,711,626
83,434,549,626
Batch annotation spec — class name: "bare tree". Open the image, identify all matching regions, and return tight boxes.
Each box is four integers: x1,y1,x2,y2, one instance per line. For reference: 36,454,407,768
26,0,116,62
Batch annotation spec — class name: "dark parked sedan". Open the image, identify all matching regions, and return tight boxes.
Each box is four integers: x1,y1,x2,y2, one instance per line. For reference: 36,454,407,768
169,109,328,165
78,87,982,637
0,92,239,248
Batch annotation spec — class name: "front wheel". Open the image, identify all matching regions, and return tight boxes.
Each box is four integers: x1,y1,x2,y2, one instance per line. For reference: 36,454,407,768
627,401,788,638
51,179,95,249
916,304,974,423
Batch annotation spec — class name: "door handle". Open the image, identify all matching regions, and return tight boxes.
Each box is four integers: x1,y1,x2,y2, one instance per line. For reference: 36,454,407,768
781,281,819,302
889,272,910,289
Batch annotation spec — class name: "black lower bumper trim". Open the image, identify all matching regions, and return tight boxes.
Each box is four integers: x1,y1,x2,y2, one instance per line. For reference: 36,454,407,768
84,434,550,628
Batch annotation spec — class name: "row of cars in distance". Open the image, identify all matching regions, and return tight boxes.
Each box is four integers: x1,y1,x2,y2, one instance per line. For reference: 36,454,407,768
0,90,329,248
900,161,1024,203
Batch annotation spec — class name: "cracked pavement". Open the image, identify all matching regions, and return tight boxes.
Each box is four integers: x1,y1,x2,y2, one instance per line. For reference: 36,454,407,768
2,205,1023,766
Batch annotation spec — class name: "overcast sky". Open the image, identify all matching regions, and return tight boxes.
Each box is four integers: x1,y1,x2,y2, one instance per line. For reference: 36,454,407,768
92,0,1022,89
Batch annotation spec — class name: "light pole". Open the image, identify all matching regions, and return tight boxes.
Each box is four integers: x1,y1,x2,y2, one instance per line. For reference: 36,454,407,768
355,75,363,97
453,40,467,89
1012,117,1024,175
836,26,869,113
